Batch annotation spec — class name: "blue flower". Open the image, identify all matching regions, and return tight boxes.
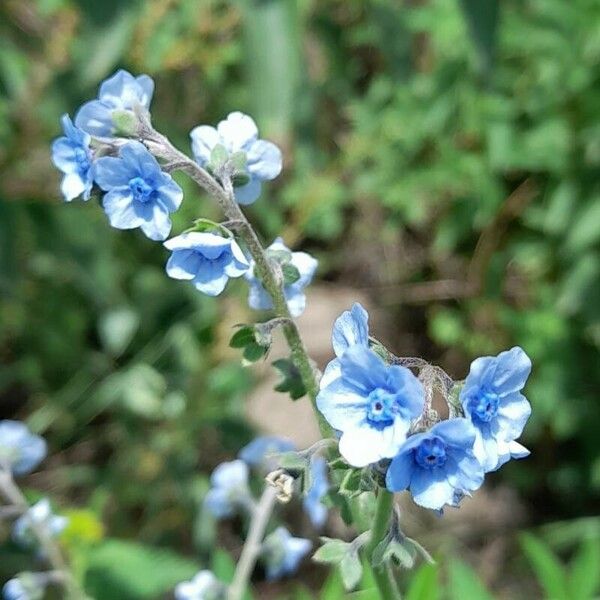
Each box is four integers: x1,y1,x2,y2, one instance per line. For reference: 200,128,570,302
386,419,484,511
75,69,154,137
174,571,223,600
164,232,249,296
2,575,42,600
303,456,329,528
321,303,369,387
317,345,424,467
239,436,295,470
93,141,182,241
203,460,251,519
460,346,532,472
51,115,94,202
190,112,282,205
13,499,68,549
0,421,47,477
245,238,318,317
262,526,311,580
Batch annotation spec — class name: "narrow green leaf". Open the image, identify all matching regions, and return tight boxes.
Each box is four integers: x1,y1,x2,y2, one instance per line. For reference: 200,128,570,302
405,563,439,600
520,533,569,600
569,538,600,599
340,550,363,591
448,559,494,600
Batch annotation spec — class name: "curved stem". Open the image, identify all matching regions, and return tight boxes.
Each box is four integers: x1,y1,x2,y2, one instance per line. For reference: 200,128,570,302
0,469,86,600
140,126,331,436
228,485,278,600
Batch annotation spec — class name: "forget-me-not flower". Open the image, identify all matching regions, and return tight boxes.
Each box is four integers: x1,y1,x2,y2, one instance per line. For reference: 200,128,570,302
321,302,369,388
239,436,295,470
303,456,329,528
164,232,249,296
460,346,532,472
51,115,94,202
0,421,47,477
245,238,318,317
75,69,154,137
174,570,224,600
261,526,311,580
203,460,251,519
386,418,484,511
12,499,68,549
317,345,424,467
93,141,183,241
190,111,282,205
2,575,43,600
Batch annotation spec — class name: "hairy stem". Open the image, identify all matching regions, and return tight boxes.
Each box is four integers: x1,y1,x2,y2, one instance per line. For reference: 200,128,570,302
140,124,330,436
0,469,86,600
228,485,278,600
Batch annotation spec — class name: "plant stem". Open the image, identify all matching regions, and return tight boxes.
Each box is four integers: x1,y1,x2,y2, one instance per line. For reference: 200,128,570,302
228,485,278,600
140,125,331,436
0,469,86,600
366,489,400,599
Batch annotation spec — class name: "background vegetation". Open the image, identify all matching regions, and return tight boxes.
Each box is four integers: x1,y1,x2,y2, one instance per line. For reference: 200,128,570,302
1,0,599,598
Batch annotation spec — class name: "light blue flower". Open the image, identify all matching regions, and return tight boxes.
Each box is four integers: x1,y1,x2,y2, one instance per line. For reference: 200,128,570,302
321,303,369,388
262,526,311,580
75,69,154,137
2,575,43,600
164,232,249,296
203,460,251,519
245,238,318,317
303,456,329,528
460,346,532,472
386,418,484,511
239,436,295,470
0,421,47,477
51,115,94,202
190,111,282,205
317,345,424,467
174,570,224,600
12,499,68,549
93,141,182,241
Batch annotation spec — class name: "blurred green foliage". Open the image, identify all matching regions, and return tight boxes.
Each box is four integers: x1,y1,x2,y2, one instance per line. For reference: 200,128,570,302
1,0,599,597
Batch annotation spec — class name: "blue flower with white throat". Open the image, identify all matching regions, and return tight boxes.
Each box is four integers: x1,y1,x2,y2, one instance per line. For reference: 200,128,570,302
261,527,311,580
51,115,94,202
190,111,282,205
164,232,249,296
75,69,154,137
317,345,424,467
0,420,47,477
174,570,224,600
460,346,532,472
93,141,183,241
245,238,318,317
386,418,484,511
203,460,251,519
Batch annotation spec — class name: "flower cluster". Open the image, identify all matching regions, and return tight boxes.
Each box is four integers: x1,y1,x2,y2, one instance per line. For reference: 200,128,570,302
0,420,46,476
317,303,532,511
52,69,317,317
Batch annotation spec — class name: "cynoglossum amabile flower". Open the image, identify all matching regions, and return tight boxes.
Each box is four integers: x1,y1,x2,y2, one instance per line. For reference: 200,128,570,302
93,141,182,241
245,238,317,317
174,571,224,600
386,418,484,511
12,499,68,548
460,346,532,472
203,460,252,519
190,111,282,205
0,420,47,477
238,436,295,470
75,69,154,137
164,232,249,296
317,345,424,467
51,115,94,202
321,302,369,388
261,527,311,580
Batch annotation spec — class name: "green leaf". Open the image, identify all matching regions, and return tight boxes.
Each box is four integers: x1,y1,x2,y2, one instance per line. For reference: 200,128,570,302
569,538,600,599
448,559,494,600
282,263,301,285
211,548,236,583
243,342,269,362
272,358,306,399
230,326,256,349
520,533,569,600
339,550,363,591
372,538,417,570
405,563,439,600
313,539,351,564
277,451,308,471
458,0,499,76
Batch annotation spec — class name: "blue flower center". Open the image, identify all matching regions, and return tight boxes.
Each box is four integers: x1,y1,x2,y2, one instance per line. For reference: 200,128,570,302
74,147,90,174
414,437,447,469
366,388,397,427
468,391,499,423
129,177,154,202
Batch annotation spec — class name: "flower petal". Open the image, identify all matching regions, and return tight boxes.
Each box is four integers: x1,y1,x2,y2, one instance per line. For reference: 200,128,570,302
190,125,221,166
332,303,369,357
234,177,262,205
166,250,202,280
247,140,283,180
102,189,144,230
217,112,258,151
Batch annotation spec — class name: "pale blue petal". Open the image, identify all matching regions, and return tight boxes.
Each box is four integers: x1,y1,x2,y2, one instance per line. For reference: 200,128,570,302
139,202,172,241
490,347,532,395
386,450,415,492
332,303,369,357
431,418,476,451
247,139,283,180
74,100,114,137
410,468,455,510
156,177,183,212
61,173,87,202
284,287,306,317
166,250,202,280
234,177,262,205
494,393,531,441
102,189,144,230
316,378,368,431
193,270,229,296
190,125,220,166
211,460,248,489
217,112,258,151
204,488,234,518
94,156,134,189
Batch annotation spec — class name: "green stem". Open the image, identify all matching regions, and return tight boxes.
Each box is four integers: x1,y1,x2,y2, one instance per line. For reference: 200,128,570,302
366,489,400,599
141,126,331,437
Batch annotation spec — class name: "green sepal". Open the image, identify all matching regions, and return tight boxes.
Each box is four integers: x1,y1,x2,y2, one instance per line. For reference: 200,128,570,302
266,248,293,265
111,109,139,136
339,467,376,498
209,144,229,172
186,218,232,238
372,537,417,570
282,263,301,285
272,358,306,400
313,537,364,591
